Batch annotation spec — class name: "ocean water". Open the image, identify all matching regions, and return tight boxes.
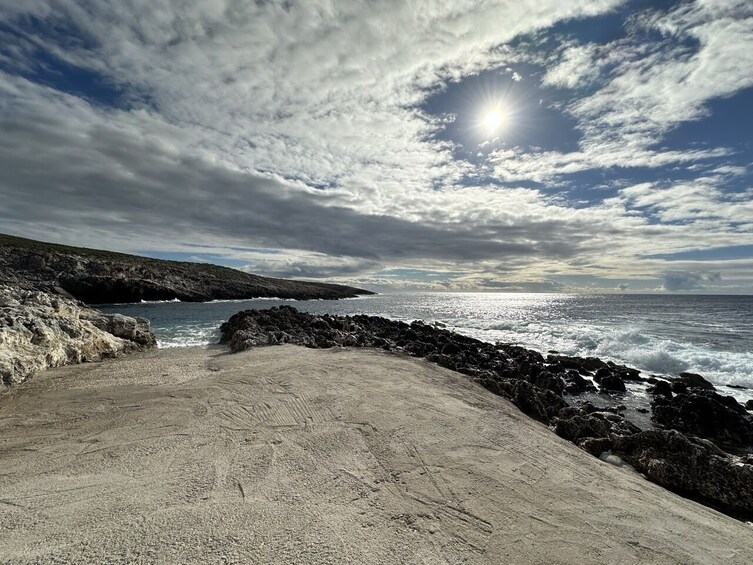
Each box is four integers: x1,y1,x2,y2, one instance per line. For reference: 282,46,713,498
100,292,753,398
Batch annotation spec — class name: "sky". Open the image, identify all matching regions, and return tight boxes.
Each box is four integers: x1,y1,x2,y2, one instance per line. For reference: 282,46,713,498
0,0,752,294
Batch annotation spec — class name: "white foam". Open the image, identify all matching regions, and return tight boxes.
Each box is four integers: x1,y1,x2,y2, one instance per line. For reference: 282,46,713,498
208,297,297,303
156,325,221,348
454,319,753,392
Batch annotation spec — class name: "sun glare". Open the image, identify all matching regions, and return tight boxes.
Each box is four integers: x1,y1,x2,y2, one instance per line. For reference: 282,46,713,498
479,104,510,138
483,110,504,133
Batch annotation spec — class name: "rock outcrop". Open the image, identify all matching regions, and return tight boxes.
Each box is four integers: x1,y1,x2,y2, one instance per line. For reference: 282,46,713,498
610,431,753,519
219,306,753,520
651,389,753,451
0,285,156,389
0,233,373,303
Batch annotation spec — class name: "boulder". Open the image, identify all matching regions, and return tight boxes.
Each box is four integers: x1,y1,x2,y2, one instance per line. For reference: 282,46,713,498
647,380,672,398
675,372,715,390
611,430,753,520
593,367,612,383
651,389,753,451
85,312,156,347
562,370,597,394
599,374,627,393
0,285,156,388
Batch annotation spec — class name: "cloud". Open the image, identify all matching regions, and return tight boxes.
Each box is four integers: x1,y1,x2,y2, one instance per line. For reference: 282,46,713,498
0,1,751,292
242,256,381,280
660,270,723,291
541,42,605,89
0,87,618,269
491,0,753,183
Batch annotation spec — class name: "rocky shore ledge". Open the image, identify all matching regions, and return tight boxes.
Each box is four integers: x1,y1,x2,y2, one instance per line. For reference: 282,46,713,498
0,285,156,389
221,306,753,520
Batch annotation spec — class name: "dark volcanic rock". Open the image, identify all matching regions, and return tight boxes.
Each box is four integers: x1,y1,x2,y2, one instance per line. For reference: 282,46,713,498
647,380,673,398
562,370,597,395
611,364,642,382
670,381,689,395
611,430,753,520
593,367,611,383
554,402,640,455
675,372,715,391
747,400,753,411
0,233,372,303
599,374,627,393
651,390,753,451
546,354,605,374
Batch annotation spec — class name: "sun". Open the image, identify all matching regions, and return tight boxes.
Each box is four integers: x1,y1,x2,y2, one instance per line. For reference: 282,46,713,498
483,110,503,131
479,106,508,137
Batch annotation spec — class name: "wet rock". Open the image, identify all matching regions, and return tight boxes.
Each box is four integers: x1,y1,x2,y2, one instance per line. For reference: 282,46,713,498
670,381,688,395
593,367,611,383
651,390,753,451
676,372,715,390
647,380,673,398
599,374,627,393
746,400,753,411
562,370,597,395
546,354,605,374
613,365,642,382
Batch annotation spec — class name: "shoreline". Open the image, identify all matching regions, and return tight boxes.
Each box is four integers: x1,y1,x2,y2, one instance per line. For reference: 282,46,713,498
219,306,753,520
98,294,753,402
1,345,752,563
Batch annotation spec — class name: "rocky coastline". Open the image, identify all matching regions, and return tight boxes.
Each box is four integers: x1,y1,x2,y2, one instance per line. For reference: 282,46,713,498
0,233,370,385
0,233,372,303
220,306,753,520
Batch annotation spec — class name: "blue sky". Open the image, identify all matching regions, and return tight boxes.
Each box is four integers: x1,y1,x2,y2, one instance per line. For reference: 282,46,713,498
0,0,751,293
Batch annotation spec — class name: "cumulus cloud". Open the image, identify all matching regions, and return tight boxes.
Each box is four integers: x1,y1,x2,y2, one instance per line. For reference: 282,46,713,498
661,271,723,291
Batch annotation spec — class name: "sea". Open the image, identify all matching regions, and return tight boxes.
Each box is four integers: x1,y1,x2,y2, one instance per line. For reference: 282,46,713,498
100,292,753,404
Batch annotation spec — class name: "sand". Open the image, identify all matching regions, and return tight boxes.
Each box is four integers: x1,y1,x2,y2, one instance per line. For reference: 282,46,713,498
1,345,752,564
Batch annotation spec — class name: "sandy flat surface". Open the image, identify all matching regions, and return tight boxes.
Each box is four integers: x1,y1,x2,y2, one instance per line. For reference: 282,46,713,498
1,345,751,564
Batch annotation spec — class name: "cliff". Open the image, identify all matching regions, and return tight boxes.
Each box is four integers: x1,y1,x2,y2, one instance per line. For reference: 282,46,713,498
0,233,373,303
